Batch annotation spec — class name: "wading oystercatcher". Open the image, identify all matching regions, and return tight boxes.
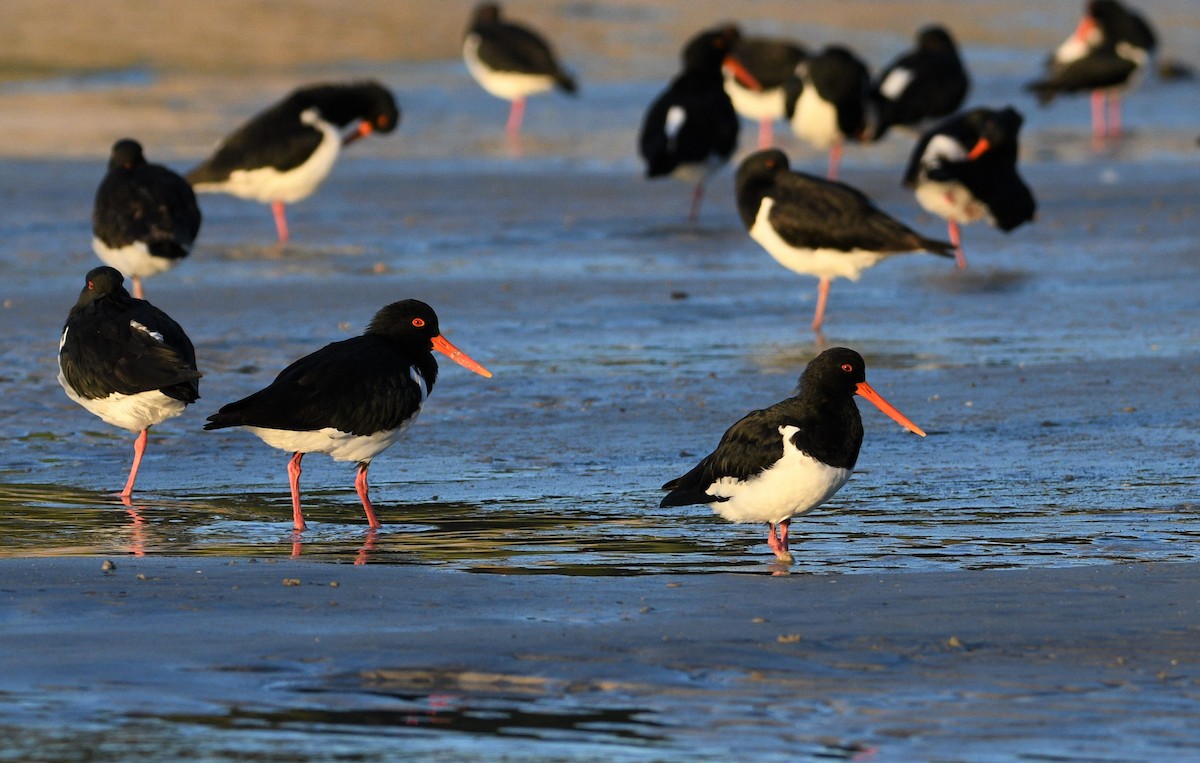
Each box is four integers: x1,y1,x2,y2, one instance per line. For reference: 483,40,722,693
57,266,201,497
1026,0,1156,148
735,149,954,333
722,35,807,149
204,300,491,532
903,106,1037,269
463,2,577,141
187,81,399,243
92,139,202,299
661,347,926,563
639,24,758,222
784,45,870,180
869,25,970,140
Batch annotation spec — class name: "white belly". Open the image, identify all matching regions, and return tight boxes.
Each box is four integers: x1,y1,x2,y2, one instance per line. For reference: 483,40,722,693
750,198,887,281
707,426,852,525
791,86,840,149
192,118,341,204
58,369,188,432
246,417,416,464
91,239,179,279
915,180,987,225
725,79,787,122
463,35,556,101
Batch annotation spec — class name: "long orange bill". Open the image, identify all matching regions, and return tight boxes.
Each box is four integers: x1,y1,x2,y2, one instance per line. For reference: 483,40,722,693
1073,15,1097,44
966,137,991,161
343,121,374,147
723,56,762,91
432,335,493,378
855,381,926,437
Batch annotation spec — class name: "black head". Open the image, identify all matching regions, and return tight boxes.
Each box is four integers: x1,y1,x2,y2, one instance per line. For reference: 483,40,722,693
472,2,501,25
915,25,958,55
296,81,401,134
681,24,741,72
736,148,790,185
799,347,868,397
366,299,441,344
74,266,130,308
1089,0,1156,49
960,106,1024,156
107,139,147,171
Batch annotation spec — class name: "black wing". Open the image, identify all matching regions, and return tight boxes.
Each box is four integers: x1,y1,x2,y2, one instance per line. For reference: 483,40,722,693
479,22,575,90
187,102,323,181
660,407,787,507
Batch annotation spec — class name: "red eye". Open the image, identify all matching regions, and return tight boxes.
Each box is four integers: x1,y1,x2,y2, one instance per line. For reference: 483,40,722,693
411,317,426,328
841,363,853,372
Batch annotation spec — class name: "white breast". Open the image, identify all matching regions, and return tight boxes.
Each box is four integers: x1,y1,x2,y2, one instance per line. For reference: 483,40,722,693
463,35,556,101
791,85,840,149
750,198,888,281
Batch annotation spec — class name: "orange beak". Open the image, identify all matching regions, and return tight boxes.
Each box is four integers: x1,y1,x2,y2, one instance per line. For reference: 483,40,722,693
432,335,492,378
1073,15,1098,43
342,121,374,147
855,381,926,437
723,56,763,91
966,137,991,160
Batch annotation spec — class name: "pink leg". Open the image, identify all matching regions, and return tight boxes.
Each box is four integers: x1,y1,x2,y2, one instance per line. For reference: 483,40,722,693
1090,90,1106,151
758,119,773,150
688,182,704,223
506,97,526,140
120,429,148,497
288,451,306,532
811,277,831,333
1108,93,1122,139
948,219,967,270
355,463,382,529
271,200,289,243
827,141,843,180
778,519,791,555
131,276,144,300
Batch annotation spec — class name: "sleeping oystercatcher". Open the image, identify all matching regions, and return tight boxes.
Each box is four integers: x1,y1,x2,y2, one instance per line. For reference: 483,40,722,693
661,347,926,563
735,149,954,333
784,45,871,179
92,139,202,299
204,300,491,532
903,106,1037,268
463,2,577,141
57,266,201,497
722,35,807,149
187,81,399,243
1026,0,1156,148
639,24,758,222
869,25,970,140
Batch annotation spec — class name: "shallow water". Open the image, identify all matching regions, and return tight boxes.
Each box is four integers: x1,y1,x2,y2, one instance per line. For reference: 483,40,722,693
2,9,1200,761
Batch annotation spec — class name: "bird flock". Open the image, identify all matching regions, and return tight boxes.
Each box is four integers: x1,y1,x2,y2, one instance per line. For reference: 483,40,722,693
56,1,1178,562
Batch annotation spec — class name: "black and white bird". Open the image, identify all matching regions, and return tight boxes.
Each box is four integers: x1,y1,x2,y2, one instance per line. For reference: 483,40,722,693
639,24,758,222
869,25,970,141
661,347,925,563
903,106,1037,269
187,81,400,243
204,300,492,532
57,266,201,497
784,45,871,179
1026,0,1156,148
735,149,955,334
463,2,577,141
92,139,202,300
722,35,807,149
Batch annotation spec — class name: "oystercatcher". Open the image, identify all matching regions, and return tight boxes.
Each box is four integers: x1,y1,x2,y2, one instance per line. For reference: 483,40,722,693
869,25,970,140
1026,0,1156,148
57,266,201,497
204,300,491,532
187,81,399,243
735,149,955,333
639,24,758,222
92,139,202,300
661,347,926,563
722,35,807,149
903,106,1037,269
463,2,577,141
784,45,870,179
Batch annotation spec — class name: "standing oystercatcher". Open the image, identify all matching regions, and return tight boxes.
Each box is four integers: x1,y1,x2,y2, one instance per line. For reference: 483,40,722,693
869,25,970,140
661,347,926,563
463,2,577,142
784,45,871,179
1026,0,1156,148
723,35,807,149
903,106,1037,269
204,300,491,532
735,149,954,333
639,24,758,222
187,81,399,243
92,139,202,300
57,266,201,497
